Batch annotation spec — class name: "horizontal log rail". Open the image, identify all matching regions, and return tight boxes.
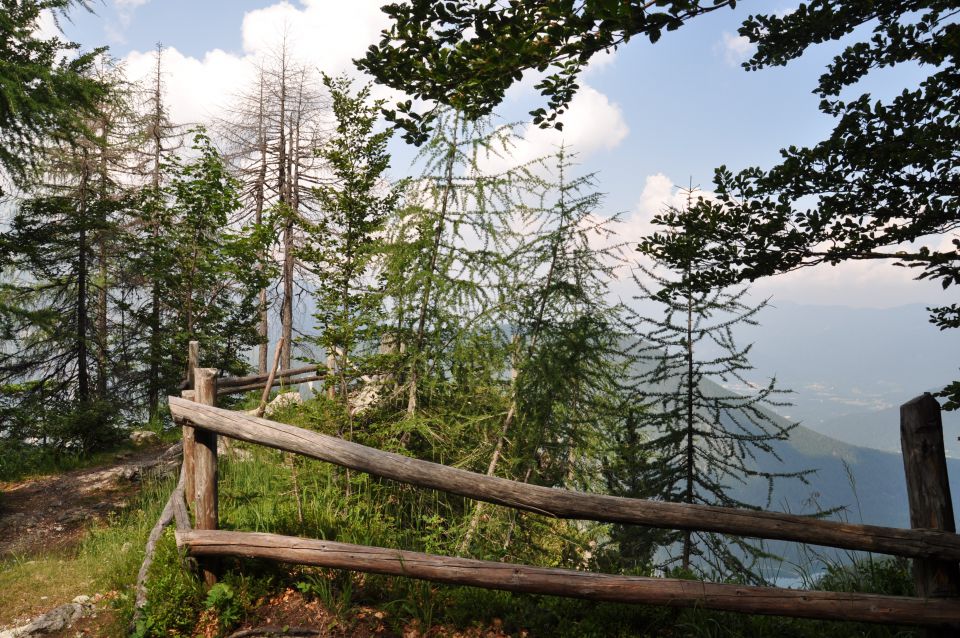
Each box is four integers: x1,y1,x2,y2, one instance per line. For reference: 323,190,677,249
218,365,319,389
168,397,960,562
218,373,325,397
176,530,960,627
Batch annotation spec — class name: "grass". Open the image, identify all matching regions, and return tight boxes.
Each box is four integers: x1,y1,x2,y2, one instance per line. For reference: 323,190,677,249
0,470,177,634
2,392,925,637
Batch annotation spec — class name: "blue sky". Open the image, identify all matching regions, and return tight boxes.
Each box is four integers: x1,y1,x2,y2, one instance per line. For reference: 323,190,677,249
57,0,949,309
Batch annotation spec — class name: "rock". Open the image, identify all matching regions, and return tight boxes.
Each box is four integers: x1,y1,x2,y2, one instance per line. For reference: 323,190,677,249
0,596,92,638
120,466,140,481
263,392,302,417
129,430,159,447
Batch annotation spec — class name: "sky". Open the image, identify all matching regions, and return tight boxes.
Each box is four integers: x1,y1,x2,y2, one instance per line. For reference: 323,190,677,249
53,0,955,311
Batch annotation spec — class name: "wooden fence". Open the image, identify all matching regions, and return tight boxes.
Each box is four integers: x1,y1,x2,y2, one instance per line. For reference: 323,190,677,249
139,341,960,630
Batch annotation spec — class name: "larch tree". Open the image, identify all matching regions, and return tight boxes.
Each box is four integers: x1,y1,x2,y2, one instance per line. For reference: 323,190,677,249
460,146,630,551
383,110,535,418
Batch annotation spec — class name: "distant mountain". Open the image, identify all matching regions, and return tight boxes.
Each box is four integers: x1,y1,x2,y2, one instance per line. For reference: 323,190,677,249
681,377,957,530
704,378,960,575
706,300,960,453
811,403,960,458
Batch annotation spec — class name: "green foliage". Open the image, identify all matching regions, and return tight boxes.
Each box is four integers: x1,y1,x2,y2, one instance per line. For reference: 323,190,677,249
124,127,272,422
0,0,109,192
816,557,914,598
383,109,538,416
204,582,243,631
358,1,735,144
305,74,402,402
133,530,204,637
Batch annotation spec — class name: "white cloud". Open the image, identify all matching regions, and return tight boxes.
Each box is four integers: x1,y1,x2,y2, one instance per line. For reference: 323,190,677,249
114,0,150,7
241,0,387,72
32,9,60,40
479,84,629,174
616,172,953,308
120,0,391,126
124,47,255,126
718,32,755,67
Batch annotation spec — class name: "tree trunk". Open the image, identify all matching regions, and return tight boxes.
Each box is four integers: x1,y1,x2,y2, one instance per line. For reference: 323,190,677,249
407,114,460,415
682,292,695,571
76,164,90,405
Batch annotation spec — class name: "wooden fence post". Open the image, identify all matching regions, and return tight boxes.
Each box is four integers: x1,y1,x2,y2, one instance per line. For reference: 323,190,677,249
194,367,219,586
182,341,200,505
901,393,960,634
181,389,196,506
187,340,199,387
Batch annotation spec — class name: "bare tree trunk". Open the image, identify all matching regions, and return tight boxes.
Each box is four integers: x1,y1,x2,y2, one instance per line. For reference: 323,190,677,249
77,160,90,405
682,292,695,571
95,121,109,400
255,73,270,375
147,45,165,421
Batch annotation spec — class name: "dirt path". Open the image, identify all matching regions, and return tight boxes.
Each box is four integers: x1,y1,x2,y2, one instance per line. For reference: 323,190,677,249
0,442,180,558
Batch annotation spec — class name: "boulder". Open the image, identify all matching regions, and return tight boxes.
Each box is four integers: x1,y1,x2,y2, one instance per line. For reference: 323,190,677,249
129,430,160,447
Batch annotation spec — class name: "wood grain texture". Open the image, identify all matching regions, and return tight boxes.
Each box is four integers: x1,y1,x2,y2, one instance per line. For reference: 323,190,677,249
192,370,219,586
176,529,960,627
901,394,960,602
181,390,196,506
167,397,960,562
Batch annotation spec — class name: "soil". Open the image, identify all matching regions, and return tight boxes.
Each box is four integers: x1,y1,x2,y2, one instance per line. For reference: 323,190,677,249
220,588,518,638
0,443,178,558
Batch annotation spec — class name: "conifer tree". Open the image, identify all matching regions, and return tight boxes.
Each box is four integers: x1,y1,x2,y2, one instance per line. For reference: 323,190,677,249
304,74,401,408
460,147,629,551
0,60,135,450
0,0,109,193
130,44,185,420
629,188,808,582
385,110,533,418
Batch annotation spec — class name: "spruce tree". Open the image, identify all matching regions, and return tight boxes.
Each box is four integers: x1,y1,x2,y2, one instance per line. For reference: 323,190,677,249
629,188,809,582
0,0,109,193
0,61,134,450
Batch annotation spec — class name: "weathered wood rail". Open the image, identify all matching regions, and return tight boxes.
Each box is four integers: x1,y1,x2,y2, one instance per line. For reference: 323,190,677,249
217,364,323,396
141,341,960,629
168,396,960,563
176,529,960,626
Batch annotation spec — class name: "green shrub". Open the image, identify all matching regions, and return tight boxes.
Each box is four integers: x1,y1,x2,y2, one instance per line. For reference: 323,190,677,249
133,530,204,638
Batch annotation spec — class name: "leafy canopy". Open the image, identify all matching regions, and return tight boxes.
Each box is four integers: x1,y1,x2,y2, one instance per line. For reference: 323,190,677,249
357,0,735,144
